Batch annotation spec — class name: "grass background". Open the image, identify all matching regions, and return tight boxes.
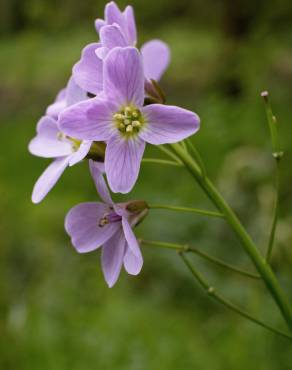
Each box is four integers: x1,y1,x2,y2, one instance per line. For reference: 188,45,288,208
1,0,292,368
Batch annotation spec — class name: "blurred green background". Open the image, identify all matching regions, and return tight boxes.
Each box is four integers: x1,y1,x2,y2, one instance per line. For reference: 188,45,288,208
1,0,292,368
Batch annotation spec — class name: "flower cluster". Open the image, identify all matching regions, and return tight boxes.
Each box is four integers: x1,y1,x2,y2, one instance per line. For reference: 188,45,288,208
29,1,200,287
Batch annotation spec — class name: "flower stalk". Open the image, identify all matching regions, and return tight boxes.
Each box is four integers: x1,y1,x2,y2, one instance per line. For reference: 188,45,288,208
180,252,292,340
140,239,261,279
142,158,182,167
261,91,283,262
148,204,224,218
169,142,292,331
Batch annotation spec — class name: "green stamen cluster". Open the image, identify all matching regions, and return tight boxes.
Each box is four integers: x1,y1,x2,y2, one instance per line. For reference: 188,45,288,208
114,106,144,136
57,132,81,151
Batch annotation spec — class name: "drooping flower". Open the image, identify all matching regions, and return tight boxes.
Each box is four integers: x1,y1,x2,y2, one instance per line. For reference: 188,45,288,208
29,77,91,203
59,47,200,193
65,160,146,287
73,1,170,96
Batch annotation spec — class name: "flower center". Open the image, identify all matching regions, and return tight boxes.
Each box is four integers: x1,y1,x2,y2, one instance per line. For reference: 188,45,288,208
113,106,144,136
98,209,122,227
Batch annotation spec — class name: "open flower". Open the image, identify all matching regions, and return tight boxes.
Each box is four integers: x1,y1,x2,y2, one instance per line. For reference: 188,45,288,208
65,160,145,287
29,77,91,203
73,1,170,96
59,47,200,193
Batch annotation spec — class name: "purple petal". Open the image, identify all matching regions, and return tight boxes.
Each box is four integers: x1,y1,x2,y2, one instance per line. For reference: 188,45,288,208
141,40,170,81
66,76,87,106
46,89,66,118
68,140,91,166
103,47,144,107
29,116,72,158
105,134,145,193
124,6,137,45
95,18,105,32
105,2,124,28
59,97,115,141
73,43,103,95
140,104,200,145
122,218,143,275
100,24,128,49
65,202,120,253
95,46,109,60
32,156,70,203
101,228,126,287
89,160,113,204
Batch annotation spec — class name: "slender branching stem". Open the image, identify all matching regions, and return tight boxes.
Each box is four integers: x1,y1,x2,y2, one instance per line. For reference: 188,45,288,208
140,239,261,279
180,140,188,151
156,144,183,164
148,204,224,218
185,138,207,178
142,158,182,167
169,142,292,331
266,159,281,262
261,92,283,263
180,253,292,340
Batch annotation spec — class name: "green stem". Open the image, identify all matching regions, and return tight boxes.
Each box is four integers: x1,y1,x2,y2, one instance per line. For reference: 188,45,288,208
142,158,182,167
266,159,281,262
261,92,283,262
141,239,261,279
180,253,292,340
149,204,224,218
170,142,292,331
185,139,207,177
157,145,183,164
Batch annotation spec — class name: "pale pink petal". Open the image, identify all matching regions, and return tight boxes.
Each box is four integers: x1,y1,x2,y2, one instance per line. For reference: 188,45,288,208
101,228,126,287
46,89,66,118
46,100,66,119
103,47,144,107
105,2,124,28
95,18,105,32
140,104,200,145
66,76,88,106
32,156,70,204
89,160,113,204
100,24,128,49
124,6,137,45
68,140,92,166
73,43,103,95
29,116,72,158
105,134,145,193
95,46,109,60
65,202,120,253
141,40,170,81
59,97,116,141
122,218,143,275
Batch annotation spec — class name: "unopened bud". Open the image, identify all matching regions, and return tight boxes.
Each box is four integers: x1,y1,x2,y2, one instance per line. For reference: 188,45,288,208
126,200,149,213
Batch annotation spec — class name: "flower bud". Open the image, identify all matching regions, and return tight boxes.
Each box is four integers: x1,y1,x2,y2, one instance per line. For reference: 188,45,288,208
86,141,106,161
126,200,149,213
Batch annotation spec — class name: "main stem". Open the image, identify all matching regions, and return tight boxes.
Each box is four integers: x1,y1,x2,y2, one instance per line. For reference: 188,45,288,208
170,143,292,331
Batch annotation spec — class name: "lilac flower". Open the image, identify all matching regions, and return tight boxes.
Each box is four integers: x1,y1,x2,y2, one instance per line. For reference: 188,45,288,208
95,1,137,46
73,2,170,96
65,160,144,287
59,47,200,194
29,77,91,203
